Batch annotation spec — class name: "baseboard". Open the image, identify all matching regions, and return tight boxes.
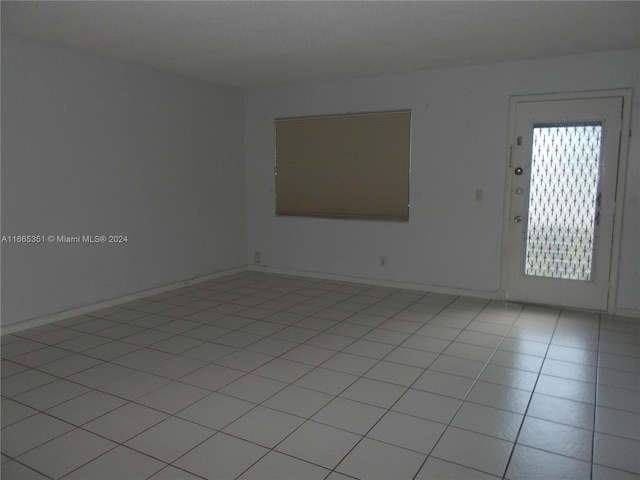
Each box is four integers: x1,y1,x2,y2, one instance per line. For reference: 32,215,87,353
248,264,500,300
1,266,248,335
612,307,640,320
251,266,640,318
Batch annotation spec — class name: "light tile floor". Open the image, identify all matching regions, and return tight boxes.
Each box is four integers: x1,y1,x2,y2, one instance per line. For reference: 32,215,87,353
2,271,639,479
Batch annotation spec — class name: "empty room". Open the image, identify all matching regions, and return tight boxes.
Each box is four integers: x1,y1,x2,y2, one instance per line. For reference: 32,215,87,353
1,1,639,479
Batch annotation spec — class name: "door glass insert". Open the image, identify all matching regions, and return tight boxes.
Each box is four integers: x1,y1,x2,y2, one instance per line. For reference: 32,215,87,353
525,123,603,280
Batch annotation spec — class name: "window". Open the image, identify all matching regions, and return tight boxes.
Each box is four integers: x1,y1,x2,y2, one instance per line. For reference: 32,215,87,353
274,110,411,221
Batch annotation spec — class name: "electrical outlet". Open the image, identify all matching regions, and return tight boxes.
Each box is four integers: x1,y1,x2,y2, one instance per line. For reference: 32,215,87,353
380,256,387,267
254,251,261,264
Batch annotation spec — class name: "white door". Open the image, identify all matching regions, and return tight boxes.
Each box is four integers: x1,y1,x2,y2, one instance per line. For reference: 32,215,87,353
504,95,625,311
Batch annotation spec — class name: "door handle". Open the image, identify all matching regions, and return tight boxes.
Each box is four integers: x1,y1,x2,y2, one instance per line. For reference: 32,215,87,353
514,216,522,223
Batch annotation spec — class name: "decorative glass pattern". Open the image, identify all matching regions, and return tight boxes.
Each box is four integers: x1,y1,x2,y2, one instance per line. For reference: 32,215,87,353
525,123,603,280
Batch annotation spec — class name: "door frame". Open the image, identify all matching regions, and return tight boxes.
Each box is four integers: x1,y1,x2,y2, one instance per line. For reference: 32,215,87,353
500,89,633,313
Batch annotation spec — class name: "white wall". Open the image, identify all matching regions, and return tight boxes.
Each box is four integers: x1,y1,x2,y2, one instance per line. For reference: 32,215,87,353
2,38,637,328
1,36,246,328
245,49,640,316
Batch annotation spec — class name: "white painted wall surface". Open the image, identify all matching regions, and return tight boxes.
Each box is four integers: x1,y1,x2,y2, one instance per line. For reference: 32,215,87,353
1,36,246,328
245,49,639,316
2,38,637,327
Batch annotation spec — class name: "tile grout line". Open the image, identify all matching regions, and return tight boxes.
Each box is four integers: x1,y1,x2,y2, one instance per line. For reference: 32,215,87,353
409,299,526,480
148,276,411,479
500,305,563,479
236,288,457,479
3,272,638,479
590,312,602,480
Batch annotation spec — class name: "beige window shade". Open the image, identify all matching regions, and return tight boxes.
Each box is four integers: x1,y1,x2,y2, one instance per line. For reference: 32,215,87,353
275,110,411,221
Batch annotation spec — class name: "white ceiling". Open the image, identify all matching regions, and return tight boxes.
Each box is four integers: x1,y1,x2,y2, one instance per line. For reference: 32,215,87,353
2,1,639,89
